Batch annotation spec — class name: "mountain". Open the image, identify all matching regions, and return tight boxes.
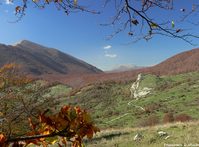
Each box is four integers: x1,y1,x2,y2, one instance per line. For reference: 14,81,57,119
107,64,144,73
0,40,102,76
65,48,199,87
151,48,199,75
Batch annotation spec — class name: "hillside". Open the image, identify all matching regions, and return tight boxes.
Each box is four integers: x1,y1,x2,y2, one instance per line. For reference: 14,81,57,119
62,48,199,88
0,40,102,76
151,48,199,75
2,46,199,146
46,70,199,146
85,121,199,147
65,72,199,129
1,43,199,88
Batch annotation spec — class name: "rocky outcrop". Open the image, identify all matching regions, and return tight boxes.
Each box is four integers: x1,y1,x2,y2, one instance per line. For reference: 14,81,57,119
130,73,152,99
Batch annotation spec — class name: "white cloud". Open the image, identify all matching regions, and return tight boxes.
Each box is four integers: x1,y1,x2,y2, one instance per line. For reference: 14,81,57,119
105,53,117,58
5,0,13,5
103,45,117,58
103,45,112,50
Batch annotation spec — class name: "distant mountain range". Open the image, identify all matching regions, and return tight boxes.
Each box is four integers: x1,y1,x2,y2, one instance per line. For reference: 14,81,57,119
1,40,199,87
64,47,199,87
107,48,199,74
0,40,102,76
107,64,144,73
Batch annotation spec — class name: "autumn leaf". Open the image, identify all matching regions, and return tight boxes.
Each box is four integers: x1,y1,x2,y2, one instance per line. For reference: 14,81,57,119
0,134,6,146
69,108,77,120
75,106,81,114
82,112,91,123
61,137,67,146
0,64,100,146
176,29,182,33
131,19,139,25
86,128,94,139
50,139,57,145
45,0,50,4
92,125,100,133
61,105,70,113
150,23,158,28
15,6,21,14
171,20,175,28
74,0,77,6
28,117,36,130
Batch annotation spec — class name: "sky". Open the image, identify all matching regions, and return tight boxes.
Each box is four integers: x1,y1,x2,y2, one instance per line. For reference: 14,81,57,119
0,0,199,71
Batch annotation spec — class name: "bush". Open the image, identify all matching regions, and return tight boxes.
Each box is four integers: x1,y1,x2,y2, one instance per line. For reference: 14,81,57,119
175,114,192,122
163,112,174,123
139,115,160,127
0,64,100,147
144,103,161,114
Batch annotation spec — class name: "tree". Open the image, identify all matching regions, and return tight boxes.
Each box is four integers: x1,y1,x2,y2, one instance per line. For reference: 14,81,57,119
6,0,199,45
0,64,99,146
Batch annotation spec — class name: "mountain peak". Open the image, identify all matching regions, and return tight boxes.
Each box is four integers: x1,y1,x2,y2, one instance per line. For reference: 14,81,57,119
13,40,45,48
19,40,35,45
108,64,143,73
1,40,102,76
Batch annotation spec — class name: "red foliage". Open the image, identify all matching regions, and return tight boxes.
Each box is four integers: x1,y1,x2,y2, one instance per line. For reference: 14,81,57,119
163,113,174,123
175,114,192,122
139,115,160,127
43,48,199,88
0,105,100,147
0,64,100,147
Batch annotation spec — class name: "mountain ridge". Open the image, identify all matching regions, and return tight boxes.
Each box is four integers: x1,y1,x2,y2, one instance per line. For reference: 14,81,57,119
61,47,199,87
107,64,144,73
151,47,199,75
0,40,103,76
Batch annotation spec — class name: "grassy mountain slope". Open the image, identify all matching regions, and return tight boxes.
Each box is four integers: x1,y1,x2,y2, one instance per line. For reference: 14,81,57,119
85,121,199,147
64,72,199,129
2,70,199,146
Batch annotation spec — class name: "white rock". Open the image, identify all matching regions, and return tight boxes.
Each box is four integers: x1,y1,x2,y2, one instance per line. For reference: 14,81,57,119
165,135,170,140
133,133,143,141
130,73,152,99
158,131,168,137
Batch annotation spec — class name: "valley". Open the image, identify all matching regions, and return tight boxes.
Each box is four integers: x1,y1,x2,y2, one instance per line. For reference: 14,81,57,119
1,41,199,146
32,71,199,146
64,72,199,129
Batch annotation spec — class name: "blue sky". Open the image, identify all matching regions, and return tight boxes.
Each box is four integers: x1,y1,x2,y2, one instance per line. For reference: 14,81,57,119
0,0,199,71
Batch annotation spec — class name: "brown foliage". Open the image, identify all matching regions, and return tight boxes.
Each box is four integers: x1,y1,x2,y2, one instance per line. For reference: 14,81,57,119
0,106,99,146
43,47,199,92
139,115,160,127
163,113,175,123
0,64,99,147
44,48,199,89
175,114,192,122
144,103,161,114
151,48,199,75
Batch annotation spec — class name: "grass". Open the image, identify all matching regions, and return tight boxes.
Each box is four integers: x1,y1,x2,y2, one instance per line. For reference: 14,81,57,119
84,121,199,147
45,84,72,97
63,71,199,129
0,80,72,135
2,71,199,146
